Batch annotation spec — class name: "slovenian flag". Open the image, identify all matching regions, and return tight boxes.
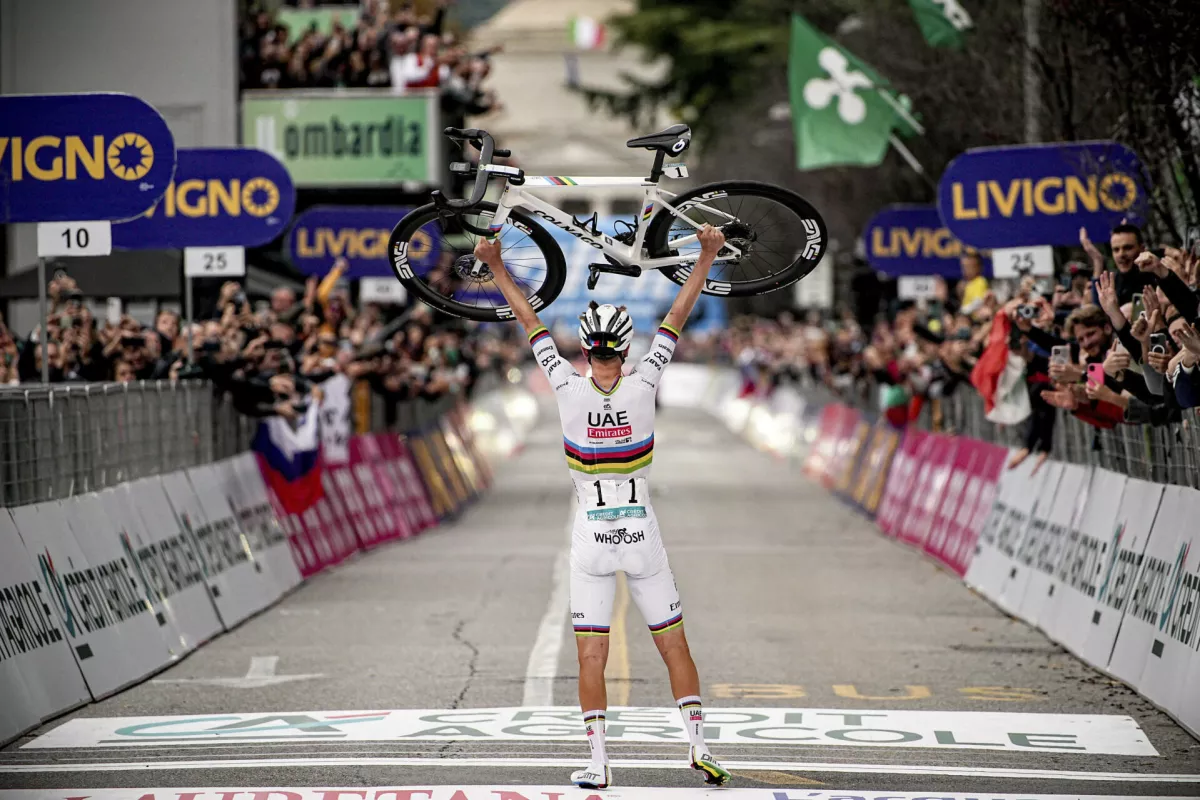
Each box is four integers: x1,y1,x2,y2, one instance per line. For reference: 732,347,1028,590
569,16,605,50
252,406,324,514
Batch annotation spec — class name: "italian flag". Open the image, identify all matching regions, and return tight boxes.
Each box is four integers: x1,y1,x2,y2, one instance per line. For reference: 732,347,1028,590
569,16,605,50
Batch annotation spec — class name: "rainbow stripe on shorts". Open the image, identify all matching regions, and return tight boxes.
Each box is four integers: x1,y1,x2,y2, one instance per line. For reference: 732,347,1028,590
574,624,610,637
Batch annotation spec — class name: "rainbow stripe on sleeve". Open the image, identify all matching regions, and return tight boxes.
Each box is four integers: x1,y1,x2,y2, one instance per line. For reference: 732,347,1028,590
656,324,680,343
529,326,552,347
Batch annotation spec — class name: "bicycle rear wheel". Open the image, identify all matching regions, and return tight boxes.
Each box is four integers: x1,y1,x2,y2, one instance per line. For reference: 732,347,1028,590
645,181,828,297
388,202,567,322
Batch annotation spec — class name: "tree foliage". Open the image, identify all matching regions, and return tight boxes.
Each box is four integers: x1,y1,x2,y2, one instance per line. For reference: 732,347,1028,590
581,0,1200,313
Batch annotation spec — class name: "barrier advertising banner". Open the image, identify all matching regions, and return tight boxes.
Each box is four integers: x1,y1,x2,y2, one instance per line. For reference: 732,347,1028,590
1015,463,1090,627
864,205,967,278
876,429,926,537
10,500,172,699
935,439,1007,576
0,510,88,745
288,205,435,279
380,434,437,533
993,461,1065,617
242,91,439,186
849,422,901,514
964,455,1037,598
113,481,224,656
937,141,1148,248
409,432,458,519
1075,478,1164,669
896,433,957,549
0,93,177,223
347,435,404,547
223,453,304,594
1038,468,1128,658
112,148,295,248
1118,485,1200,726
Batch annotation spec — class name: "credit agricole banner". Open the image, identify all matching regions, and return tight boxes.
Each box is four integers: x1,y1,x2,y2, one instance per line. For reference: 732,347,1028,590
241,91,439,187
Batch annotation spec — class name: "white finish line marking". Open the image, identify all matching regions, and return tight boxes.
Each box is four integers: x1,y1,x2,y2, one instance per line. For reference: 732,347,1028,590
22,707,1158,756
154,657,324,689
0,758,1197,784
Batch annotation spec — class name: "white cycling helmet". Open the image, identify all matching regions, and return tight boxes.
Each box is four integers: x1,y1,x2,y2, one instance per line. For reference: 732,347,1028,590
578,301,633,359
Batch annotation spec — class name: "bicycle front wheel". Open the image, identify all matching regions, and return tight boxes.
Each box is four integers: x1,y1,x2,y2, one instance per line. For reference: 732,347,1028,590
388,202,567,322
645,181,828,297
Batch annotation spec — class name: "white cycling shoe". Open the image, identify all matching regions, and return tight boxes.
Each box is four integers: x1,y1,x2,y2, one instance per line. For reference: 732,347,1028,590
690,745,732,786
571,764,612,789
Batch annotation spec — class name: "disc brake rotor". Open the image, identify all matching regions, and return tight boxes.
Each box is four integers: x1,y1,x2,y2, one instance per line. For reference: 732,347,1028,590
453,253,491,282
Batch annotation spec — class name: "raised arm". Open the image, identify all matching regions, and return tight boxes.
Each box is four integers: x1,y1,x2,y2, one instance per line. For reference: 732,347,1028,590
662,225,726,335
474,237,543,336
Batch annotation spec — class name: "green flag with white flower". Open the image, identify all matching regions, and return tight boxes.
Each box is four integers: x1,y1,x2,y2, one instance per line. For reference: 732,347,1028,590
788,14,919,170
908,0,973,49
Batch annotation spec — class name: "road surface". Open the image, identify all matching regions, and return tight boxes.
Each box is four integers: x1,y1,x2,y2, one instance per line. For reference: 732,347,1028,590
2,403,1198,798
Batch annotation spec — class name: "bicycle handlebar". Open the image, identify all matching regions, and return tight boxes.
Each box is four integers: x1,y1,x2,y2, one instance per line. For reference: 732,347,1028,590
434,127,522,213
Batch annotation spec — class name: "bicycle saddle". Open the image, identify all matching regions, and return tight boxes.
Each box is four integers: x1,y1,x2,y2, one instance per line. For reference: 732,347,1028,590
626,124,691,154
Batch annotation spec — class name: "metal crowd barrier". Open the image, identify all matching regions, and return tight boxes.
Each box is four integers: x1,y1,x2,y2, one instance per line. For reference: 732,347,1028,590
1,379,485,510
933,391,1200,491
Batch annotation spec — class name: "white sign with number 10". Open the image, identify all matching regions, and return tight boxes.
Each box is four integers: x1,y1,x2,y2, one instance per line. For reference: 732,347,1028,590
184,246,246,277
36,221,112,258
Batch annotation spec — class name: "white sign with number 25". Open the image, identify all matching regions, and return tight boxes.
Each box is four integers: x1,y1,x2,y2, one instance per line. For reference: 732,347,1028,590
184,246,246,277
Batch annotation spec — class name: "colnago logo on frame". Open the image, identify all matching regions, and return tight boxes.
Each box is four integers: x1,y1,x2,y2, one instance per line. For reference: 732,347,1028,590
25,707,1158,755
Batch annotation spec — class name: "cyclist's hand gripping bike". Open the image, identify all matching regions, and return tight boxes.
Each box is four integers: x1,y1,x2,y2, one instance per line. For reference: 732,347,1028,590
388,124,829,322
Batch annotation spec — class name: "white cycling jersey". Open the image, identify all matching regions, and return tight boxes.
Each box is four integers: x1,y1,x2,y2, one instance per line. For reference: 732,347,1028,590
529,322,684,638
529,322,678,485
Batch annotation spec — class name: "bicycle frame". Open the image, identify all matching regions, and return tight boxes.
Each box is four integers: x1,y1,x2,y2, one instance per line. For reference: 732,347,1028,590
485,172,745,272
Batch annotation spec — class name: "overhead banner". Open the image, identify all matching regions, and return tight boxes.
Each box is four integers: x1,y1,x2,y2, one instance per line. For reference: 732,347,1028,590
0,92,177,223
864,205,968,277
937,141,1148,248
242,91,439,186
112,148,294,248
288,205,437,279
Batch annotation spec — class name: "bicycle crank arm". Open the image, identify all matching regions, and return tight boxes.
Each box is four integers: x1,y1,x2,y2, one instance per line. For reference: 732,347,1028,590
587,263,642,291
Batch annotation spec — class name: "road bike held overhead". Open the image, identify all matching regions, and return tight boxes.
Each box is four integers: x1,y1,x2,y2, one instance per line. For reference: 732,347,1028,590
388,125,829,322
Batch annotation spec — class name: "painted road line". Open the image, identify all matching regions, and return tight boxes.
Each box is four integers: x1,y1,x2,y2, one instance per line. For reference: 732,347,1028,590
153,657,324,689
23,707,1157,756
521,501,575,707
1,756,1197,783
2,790,1196,800
711,684,1047,702
609,572,632,706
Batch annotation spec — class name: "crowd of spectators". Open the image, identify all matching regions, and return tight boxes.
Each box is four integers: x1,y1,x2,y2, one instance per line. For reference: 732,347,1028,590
720,223,1200,471
239,0,502,117
0,260,525,427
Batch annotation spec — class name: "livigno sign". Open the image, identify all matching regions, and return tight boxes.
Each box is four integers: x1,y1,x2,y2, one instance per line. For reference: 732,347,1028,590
241,90,440,187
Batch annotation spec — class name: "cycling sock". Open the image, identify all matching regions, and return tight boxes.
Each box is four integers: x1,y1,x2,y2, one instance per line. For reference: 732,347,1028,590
583,710,608,766
676,695,706,750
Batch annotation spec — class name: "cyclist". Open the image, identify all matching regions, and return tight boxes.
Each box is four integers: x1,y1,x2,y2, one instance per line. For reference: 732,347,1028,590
473,224,730,790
